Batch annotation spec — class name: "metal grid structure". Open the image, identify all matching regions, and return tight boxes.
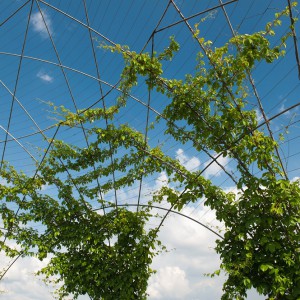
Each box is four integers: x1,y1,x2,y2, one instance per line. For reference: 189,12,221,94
0,0,300,298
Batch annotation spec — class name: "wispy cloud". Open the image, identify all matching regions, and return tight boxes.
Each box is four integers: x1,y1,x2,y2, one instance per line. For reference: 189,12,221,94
203,153,230,178
176,148,200,172
255,108,263,123
155,171,169,189
278,101,291,116
291,176,300,184
30,10,53,38
37,71,53,83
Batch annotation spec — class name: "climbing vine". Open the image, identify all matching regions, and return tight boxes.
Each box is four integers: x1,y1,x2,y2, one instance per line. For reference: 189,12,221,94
0,3,299,300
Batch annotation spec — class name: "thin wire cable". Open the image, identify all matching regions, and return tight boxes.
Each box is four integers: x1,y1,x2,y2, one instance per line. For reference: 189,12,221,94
0,0,34,171
0,125,37,162
0,197,224,283
218,0,288,179
236,0,256,31
140,0,172,53
287,0,300,79
0,253,22,281
170,0,287,178
96,203,224,239
137,36,155,212
37,0,118,47
155,59,300,233
82,0,117,214
1,123,61,248
0,0,30,27
155,0,238,33
0,79,50,141
1,3,108,262
0,50,296,184
0,124,55,143
35,0,119,210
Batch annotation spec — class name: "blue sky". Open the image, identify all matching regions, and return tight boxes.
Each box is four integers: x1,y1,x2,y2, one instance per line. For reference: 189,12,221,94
0,0,300,299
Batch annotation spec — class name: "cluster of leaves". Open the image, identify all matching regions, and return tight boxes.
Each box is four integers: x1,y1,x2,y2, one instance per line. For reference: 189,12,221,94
0,105,213,299
37,208,158,300
0,3,299,300
0,119,158,298
0,164,157,299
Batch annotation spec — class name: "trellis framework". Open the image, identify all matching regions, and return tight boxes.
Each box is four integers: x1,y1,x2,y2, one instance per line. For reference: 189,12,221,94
0,0,300,298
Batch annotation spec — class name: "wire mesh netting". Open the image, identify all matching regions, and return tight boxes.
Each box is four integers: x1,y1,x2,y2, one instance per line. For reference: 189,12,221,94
0,1,299,299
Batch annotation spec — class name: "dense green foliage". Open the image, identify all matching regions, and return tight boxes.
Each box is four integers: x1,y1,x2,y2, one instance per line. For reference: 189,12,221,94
1,3,300,299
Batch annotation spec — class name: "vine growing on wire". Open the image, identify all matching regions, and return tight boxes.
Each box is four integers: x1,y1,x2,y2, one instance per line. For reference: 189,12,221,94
0,3,299,299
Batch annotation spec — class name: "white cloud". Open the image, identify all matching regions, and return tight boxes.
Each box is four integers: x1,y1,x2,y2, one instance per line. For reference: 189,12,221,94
147,205,225,300
176,148,200,171
0,255,54,300
255,108,263,123
30,10,53,38
148,266,191,299
278,99,299,117
0,252,92,300
279,101,291,116
203,153,230,178
37,71,53,83
0,178,9,186
100,171,170,208
147,204,264,299
155,171,169,189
